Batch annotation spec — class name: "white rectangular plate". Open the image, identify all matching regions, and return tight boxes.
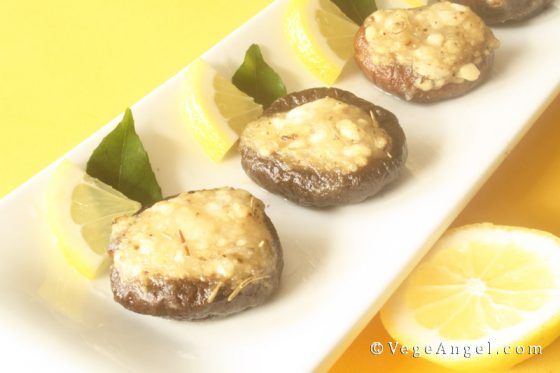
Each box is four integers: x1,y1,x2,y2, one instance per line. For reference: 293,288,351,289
1,1,559,371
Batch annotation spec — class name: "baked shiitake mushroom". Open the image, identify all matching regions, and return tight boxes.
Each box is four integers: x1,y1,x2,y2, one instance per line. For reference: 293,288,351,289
450,0,553,24
109,187,283,320
239,87,407,207
354,2,500,102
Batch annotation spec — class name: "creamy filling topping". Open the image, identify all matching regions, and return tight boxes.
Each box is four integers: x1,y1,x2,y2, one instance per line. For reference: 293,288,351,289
363,2,500,93
110,188,277,287
240,97,391,173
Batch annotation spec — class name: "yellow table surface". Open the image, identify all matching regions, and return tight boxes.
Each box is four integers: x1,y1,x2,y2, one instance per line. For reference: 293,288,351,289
1,1,558,371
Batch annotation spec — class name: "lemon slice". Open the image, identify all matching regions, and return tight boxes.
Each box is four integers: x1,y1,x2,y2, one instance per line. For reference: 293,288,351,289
381,223,560,370
46,160,141,278
183,58,263,162
284,0,358,85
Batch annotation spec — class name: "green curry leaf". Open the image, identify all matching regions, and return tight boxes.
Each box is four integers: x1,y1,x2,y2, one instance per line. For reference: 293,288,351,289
86,108,162,206
332,0,377,25
232,44,287,108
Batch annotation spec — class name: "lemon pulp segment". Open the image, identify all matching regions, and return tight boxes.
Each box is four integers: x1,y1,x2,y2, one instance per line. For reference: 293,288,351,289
183,59,262,161
213,73,263,135
46,160,141,278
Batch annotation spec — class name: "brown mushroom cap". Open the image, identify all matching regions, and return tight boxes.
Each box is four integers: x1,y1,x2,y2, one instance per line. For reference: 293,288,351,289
354,25,495,103
109,189,283,320
239,87,408,207
354,3,499,103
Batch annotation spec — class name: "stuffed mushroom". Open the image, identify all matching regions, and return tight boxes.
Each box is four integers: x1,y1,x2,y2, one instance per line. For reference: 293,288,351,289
354,2,500,102
450,0,553,24
239,87,407,207
108,187,283,320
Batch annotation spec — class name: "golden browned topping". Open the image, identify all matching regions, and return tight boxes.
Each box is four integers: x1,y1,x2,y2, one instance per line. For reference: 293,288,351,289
240,97,391,173
110,188,278,287
363,1,500,94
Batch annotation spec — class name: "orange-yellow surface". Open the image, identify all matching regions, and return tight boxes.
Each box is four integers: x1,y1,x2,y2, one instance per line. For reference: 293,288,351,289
1,1,558,372
331,94,560,372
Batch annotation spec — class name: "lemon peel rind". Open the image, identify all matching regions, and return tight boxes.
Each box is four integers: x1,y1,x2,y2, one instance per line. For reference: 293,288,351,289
183,60,238,162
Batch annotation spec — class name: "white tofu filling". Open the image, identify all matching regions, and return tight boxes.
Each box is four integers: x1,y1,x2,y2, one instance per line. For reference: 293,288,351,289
240,97,391,173
110,188,278,290
363,2,500,93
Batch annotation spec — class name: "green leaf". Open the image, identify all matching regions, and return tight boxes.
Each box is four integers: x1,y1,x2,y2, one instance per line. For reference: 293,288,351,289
232,44,287,108
331,0,377,25
86,108,162,206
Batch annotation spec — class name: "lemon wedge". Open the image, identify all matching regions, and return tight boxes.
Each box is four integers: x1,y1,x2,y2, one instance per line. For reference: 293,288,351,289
46,160,141,278
381,223,560,370
284,0,358,85
183,58,263,162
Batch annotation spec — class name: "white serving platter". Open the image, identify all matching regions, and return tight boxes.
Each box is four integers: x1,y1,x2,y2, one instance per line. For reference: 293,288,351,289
1,1,559,371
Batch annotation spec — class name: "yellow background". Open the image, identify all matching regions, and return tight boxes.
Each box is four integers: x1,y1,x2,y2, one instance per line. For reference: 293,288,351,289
1,0,558,371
